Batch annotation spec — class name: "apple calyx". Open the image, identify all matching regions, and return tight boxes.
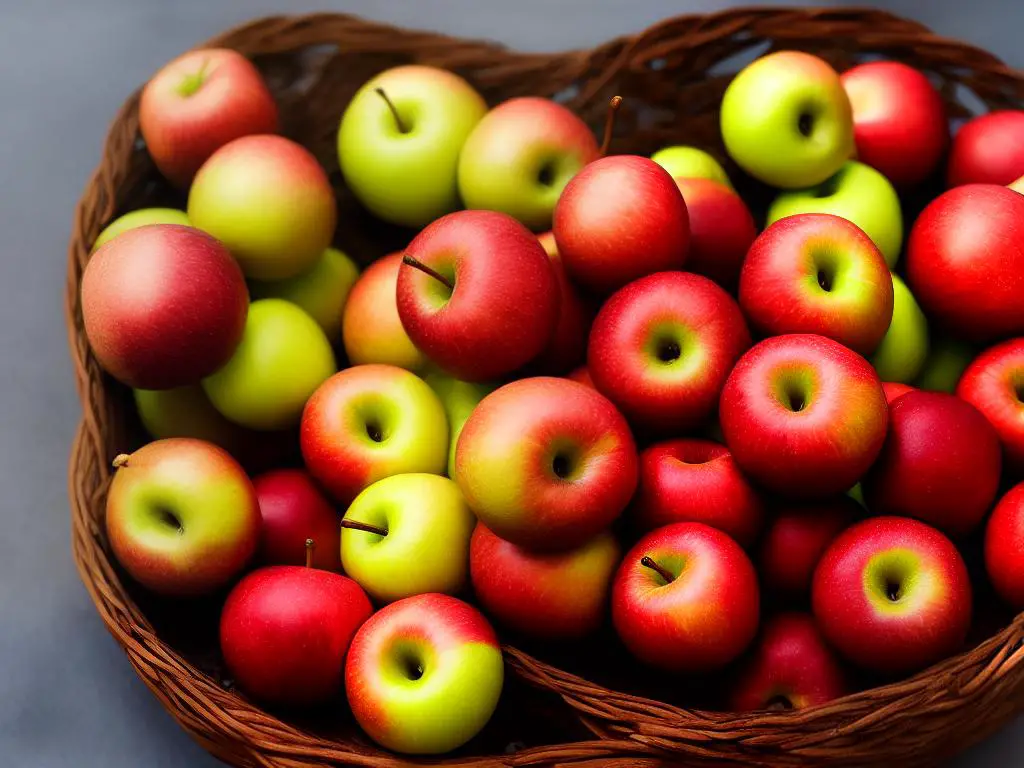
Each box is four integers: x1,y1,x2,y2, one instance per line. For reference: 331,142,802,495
640,555,675,584
402,254,454,291
305,538,315,568
112,453,130,469
374,87,409,134
600,95,623,157
341,518,388,537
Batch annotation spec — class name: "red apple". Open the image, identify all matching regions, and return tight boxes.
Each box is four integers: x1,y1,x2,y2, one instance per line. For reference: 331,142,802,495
81,224,247,389
862,390,1001,536
553,155,689,294
985,483,1024,608
397,210,559,381
720,334,888,498
566,366,595,389
529,232,592,374
673,177,757,291
947,110,1024,187
813,516,971,673
882,381,916,404
957,338,1024,475
760,497,857,594
588,271,750,433
252,469,341,571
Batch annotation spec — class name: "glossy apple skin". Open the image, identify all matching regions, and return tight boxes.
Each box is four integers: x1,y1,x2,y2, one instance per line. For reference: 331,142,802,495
106,438,260,596
424,372,493,477
812,516,971,673
907,184,1024,342
673,178,757,291
612,523,759,671
739,213,894,356
140,48,278,187
589,272,750,433
300,365,448,504
529,232,592,374
93,208,190,250
457,97,599,231
345,594,503,755
862,390,1001,536
958,339,1024,476
455,377,638,551
947,111,1024,187
252,469,340,571
651,145,733,189
760,497,857,594
220,566,372,706
720,334,888,498
82,224,248,389
470,523,620,640
985,483,1024,608
553,155,689,294
871,275,929,384
634,439,763,547
840,61,947,188
188,135,336,280
397,210,559,382
882,381,916,404
730,613,846,711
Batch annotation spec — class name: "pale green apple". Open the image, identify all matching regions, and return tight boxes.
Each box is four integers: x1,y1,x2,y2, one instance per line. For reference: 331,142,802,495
914,337,976,393
134,385,242,449
93,208,190,250
767,161,903,268
870,275,929,382
650,146,733,189
424,371,494,476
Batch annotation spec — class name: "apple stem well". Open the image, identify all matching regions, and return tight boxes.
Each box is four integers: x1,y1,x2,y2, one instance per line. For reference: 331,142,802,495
111,453,130,469
640,555,675,584
374,87,409,134
341,519,388,537
402,255,454,291
305,538,315,568
600,95,623,157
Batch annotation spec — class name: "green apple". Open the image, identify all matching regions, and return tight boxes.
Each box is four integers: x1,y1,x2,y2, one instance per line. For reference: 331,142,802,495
134,385,243,449
202,299,336,430
847,483,866,508
767,161,903,268
338,65,487,228
650,146,733,189
914,336,976,393
93,208,190,250
870,275,929,382
425,371,494,476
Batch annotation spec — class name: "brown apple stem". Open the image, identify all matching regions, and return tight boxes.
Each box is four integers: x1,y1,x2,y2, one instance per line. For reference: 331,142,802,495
341,519,388,537
402,255,454,291
305,538,315,568
112,453,130,469
374,87,409,134
600,95,623,157
640,555,675,584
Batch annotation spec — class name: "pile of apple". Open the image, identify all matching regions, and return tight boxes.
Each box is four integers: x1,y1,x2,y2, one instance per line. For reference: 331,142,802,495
81,44,1024,755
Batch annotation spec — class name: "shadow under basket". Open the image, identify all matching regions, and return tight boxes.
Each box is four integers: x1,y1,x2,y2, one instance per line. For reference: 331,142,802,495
67,8,1024,767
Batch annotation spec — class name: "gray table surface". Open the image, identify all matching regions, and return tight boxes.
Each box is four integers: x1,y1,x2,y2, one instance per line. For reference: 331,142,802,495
3,1,1020,765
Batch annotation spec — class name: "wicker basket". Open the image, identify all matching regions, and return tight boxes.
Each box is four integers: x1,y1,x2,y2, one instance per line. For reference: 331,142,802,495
67,8,1024,767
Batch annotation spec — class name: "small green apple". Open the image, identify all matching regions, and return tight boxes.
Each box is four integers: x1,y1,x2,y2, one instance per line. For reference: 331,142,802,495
914,336,976,393
650,146,733,189
870,275,929,382
424,371,494,476
93,208,190,250
134,385,242,449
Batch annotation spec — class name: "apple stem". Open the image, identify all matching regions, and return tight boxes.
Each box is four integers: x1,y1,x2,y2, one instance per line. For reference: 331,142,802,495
402,255,454,291
112,453,130,469
640,555,674,584
375,87,409,134
341,519,388,537
600,95,623,157
305,538,315,568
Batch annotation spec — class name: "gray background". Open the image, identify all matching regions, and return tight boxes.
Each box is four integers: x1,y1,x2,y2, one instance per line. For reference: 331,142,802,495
2,0,1020,765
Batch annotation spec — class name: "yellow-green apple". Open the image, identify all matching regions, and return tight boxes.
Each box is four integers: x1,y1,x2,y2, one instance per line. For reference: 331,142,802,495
672,178,757,291
424,371,493,477
840,61,947,188
651,145,733,189
529,231,592,374
139,48,278,187
720,51,853,188
634,439,763,547
739,213,893,356
134,385,243,449
93,208,190,250
1011,174,1024,195
862,390,1001,536
947,111,1024,187
202,299,336,430
300,364,448,503
882,381,916,404
759,497,857,594
342,252,427,372
812,516,971,672
188,135,336,280
220,565,372,705
396,210,559,381
455,377,637,550
338,65,487,228
566,366,595,389
469,523,619,640
870,274,929,383
985,483,1024,607
720,334,888,497
249,247,358,344
457,97,599,231
766,161,903,268
341,474,475,604
252,469,341,571
106,438,260,596
611,522,759,671
958,339,1024,475
588,271,750,433
908,185,1024,341
81,224,248,389
914,336,975,393
345,593,503,754
553,155,689,294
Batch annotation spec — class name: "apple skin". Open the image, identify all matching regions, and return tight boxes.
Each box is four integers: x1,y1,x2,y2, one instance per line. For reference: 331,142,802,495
252,469,341,571
882,381,917,404
766,161,903,268
469,523,619,640
907,184,1024,342
612,522,759,671
424,371,493,477
589,271,750,433
134,385,244,449
840,61,947,188
947,111,1024,187
870,275,929,384
720,334,889,498
301,364,448,504
862,390,1001,536
106,438,261,596
730,613,846,711
202,299,336,431
812,516,971,673
673,178,757,291
82,224,248,389
342,253,427,372
985,483,1024,608
759,497,857,595
455,377,638,551
651,145,733,189
529,232,592,374
720,51,853,188
93,208,190,250
140,48,278,187
958,339,1024,475
188,135,336,280
397,210,559,382
457,97,599,231
342,474,475,604
220,566,372,706
553,155,689,295
634,439,763,547
345,593,503,755
566,366,595,389
739,213,894,356
914,336,975,393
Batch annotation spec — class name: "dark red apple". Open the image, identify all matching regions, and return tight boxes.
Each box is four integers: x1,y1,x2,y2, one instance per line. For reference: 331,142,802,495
253,469,341,571
760,497,857,595
673,177,757,291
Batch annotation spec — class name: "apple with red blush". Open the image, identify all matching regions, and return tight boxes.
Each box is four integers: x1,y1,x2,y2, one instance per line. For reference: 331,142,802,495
760,497,857,595
253,469,341,571
957,338,1024,476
